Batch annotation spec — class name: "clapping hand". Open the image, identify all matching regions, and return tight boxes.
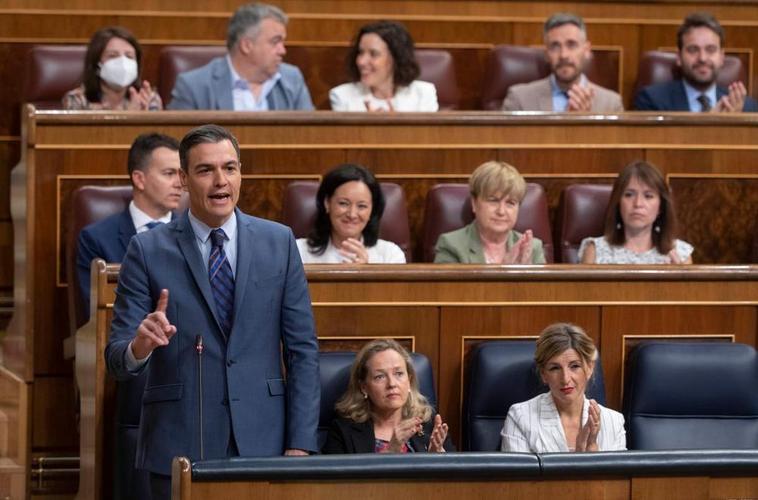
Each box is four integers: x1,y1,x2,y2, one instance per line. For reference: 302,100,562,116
713,82,746,113
427,414,449,453
387,417,423,453
575,399,601,452
131,289,177,360
567,84,595,112
338,238,370,264
127,80,155,110
503,229,534,264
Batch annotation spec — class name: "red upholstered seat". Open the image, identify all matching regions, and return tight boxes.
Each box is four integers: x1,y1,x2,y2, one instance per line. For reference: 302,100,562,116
480,45,620,110
633,50,747,99
158,45,227,104
281,180,412,262
554,183,613,263
66,185,133,333
420,183,553,263
25,45,86,107
415,49,460,110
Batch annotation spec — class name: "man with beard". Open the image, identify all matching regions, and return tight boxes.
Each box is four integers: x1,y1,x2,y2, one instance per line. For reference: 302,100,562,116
634,13,757,112
502,13,623,112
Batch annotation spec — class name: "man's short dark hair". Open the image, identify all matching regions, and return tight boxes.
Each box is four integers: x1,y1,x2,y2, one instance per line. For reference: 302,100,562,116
227,2,288,51
543,12,586,38
127,133,179,177
179,124,241,172
677,12,724,51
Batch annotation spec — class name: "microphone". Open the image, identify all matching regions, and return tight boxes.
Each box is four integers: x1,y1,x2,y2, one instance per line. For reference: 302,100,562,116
195,334,204,460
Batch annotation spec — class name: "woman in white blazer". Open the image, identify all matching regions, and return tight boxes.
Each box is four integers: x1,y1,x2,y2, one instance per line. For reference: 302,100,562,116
500,323,627,453
329,21,438,112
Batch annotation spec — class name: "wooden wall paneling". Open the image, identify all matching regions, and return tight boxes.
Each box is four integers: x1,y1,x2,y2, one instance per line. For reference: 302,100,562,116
31,377,77,450
438,305,601,445
600,305,758,409
669,175,758,264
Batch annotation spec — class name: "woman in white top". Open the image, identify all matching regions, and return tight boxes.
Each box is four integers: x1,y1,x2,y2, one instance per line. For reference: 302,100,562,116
297,164,406,264
501,323,626,453
329,20,438,112
580,160,693,264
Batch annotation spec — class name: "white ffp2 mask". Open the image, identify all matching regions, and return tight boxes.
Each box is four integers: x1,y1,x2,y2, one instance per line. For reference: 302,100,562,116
99,56,138,89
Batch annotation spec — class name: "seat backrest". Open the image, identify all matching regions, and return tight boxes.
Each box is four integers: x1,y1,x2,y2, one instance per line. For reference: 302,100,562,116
480,45,619,110
633,50,746,99
623,342,758,450
462,340,606,451
158,45,227,104
281,180,412,262
415,49,460,110
554,183,613,263
420,183,553,263
318,350,437,449
66,185,133,335
25,45,86,107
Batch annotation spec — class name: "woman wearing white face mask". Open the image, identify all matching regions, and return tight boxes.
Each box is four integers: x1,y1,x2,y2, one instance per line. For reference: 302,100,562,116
63,26,162,111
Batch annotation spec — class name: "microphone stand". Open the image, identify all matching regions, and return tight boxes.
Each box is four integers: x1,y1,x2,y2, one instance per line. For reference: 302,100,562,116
195,335,204,460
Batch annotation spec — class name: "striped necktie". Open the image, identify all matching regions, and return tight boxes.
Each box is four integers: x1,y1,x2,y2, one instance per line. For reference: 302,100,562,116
697,94,712,112
208,229,235,336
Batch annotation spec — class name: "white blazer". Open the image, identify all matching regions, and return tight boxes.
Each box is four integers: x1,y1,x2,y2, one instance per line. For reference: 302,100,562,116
500,392,627,453
329,80,439,112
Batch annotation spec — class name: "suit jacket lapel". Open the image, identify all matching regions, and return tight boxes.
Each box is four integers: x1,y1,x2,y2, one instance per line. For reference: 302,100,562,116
232,210,254,327
213,58,234,110
537,78,554,111
465,223,485,263
673,81,691,111
350,420,376,453
174,213,227,341
118,209,136,255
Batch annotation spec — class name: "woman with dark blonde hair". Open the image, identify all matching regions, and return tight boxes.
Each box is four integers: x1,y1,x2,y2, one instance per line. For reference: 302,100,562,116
500,323,626,452
63,26,161,110
580,160,693,264
322,339,452,453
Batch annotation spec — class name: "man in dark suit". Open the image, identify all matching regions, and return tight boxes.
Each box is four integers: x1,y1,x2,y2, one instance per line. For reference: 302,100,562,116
167,3,313,111
76,132,181,500
635,12,758,112
105,124,320,499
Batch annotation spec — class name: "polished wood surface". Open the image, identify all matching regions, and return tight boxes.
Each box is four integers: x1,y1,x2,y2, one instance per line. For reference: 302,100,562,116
73,263,758,498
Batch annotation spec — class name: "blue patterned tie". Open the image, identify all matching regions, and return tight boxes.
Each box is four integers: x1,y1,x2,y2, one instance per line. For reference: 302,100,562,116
145,221,163,230
209,229,235,336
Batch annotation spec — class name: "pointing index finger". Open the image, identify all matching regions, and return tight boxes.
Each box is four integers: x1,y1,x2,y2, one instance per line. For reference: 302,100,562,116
155,288,169,314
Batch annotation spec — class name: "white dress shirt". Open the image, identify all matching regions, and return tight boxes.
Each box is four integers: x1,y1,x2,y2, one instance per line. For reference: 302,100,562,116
329,80,439,112
296,237,405,264
227,55,281,111
128,200,171,233
500,392,627,452
682,79,717,112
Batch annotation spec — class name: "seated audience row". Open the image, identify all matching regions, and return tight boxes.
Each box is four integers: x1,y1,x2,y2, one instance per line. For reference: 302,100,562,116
60,4,757,113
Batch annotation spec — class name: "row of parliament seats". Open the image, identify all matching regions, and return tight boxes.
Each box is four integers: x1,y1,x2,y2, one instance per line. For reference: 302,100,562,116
25,43,749,110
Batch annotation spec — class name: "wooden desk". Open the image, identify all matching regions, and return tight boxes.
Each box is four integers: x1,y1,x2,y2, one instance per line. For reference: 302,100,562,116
4,109,758,496
75,262,758,499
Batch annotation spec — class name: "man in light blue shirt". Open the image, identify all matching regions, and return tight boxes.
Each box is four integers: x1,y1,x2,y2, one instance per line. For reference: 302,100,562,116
168,3,314,110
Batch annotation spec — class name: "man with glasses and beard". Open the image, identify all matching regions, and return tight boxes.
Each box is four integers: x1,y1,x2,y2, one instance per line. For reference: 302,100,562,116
502,13,623,112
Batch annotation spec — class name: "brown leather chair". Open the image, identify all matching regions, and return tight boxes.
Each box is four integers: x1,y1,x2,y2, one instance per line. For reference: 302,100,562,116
480,45,620,110
420,183,553,263
158,45,226,104
416,49,460,110
633,50,747,99
554,183,613,263
25,45,86,107
66,185,133,333
281,180,412,262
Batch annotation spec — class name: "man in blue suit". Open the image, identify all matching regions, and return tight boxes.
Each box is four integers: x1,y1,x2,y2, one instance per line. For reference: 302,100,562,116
635,12,758,112
77,133,181,500
167,3,313,111
105,124,320,499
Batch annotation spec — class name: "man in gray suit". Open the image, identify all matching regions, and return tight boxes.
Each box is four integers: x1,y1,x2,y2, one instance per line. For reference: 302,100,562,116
502,13,623,112
168,3,314,110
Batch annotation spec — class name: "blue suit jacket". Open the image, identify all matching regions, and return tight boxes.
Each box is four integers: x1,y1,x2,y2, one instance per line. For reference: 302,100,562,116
167,56,314,110
105,209,320,475
77,209,136,316
634,79,758,111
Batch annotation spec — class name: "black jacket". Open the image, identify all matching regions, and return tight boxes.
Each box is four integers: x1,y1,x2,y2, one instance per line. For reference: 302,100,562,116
322,417,455,454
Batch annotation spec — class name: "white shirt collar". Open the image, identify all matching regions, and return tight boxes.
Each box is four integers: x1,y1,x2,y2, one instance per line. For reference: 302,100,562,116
682,79,717,112
188,209,237,244
226,55,282,111
129,200,171,233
